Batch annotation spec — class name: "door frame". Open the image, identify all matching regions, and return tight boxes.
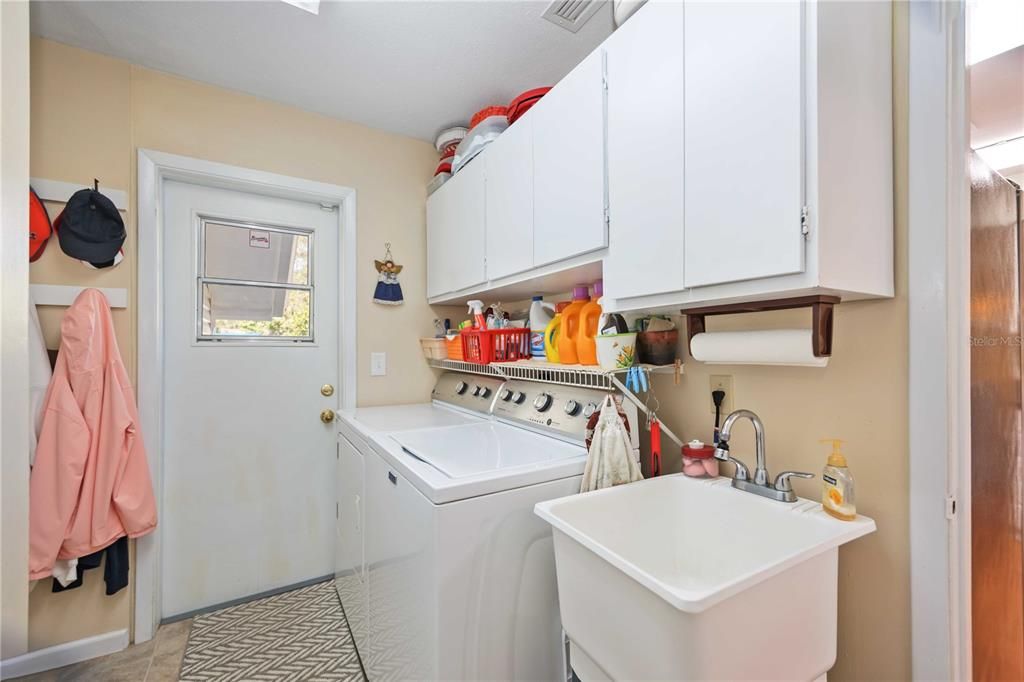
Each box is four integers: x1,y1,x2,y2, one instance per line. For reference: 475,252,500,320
906,1,972,679
134,149,357,643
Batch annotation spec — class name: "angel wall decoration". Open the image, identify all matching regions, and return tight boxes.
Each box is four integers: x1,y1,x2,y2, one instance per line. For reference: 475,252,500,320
373,242,404,305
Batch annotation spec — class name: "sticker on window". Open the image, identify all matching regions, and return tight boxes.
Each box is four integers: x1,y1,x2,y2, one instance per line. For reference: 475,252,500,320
249,230,271,249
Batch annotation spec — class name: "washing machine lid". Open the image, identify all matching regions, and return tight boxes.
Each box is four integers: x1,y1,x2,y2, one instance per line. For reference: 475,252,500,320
342,402,485,435
391,422,586,480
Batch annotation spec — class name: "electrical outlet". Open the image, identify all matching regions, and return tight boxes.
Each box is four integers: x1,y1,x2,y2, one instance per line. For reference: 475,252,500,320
370,352,387,376
709,375,733,416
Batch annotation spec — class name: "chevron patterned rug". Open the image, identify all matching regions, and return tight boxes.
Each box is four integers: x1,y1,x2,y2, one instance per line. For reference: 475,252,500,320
179,580,365,681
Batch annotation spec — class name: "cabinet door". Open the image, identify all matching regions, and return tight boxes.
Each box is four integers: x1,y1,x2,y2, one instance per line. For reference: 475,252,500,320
603,2,686,301
335,435,366,655
426,187,450,298
532,50,607,267
445,159,488,292
682,1,805,288
485,116,534,280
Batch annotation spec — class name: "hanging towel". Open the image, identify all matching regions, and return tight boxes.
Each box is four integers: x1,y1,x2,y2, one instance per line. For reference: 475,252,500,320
51,536,129,596
580,395,644,493
29,289,157,581
28,293,52,466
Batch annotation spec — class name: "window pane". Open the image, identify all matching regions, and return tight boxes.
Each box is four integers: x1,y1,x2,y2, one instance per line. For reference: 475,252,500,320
204,222,310,285
202,283,311,338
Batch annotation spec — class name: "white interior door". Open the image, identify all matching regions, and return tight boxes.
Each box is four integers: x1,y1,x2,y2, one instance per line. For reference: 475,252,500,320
161,179,339,619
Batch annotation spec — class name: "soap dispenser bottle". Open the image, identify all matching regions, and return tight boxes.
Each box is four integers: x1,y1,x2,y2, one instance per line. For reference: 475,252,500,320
820,439,856,521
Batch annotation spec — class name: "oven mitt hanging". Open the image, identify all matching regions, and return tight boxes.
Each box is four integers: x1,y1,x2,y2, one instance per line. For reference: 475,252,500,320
373,242,404,305
580,395,643,493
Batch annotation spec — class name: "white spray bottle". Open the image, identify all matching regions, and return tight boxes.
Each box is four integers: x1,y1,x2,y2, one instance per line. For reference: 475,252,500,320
467,300,486,329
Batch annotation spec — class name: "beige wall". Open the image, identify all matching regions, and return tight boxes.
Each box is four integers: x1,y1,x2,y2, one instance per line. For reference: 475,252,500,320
28,36,448,649
28,5,912,675
646,6,911,679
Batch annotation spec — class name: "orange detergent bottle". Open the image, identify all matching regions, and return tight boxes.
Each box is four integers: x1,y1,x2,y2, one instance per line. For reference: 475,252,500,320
575,281,603,365
557,286,590,365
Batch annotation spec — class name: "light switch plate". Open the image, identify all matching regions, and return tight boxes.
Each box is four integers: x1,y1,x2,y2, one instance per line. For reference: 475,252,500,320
370,352,387,376
709,375,733,415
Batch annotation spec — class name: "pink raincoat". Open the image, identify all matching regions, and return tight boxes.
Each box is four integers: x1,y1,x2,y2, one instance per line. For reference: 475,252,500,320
29,289,156,580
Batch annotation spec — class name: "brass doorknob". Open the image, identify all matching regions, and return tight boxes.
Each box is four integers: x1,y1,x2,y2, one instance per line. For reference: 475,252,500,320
321,384,335,397
320,409,336,423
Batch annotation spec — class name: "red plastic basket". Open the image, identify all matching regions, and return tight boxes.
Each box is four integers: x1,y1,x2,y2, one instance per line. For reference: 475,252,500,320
461,328,530,364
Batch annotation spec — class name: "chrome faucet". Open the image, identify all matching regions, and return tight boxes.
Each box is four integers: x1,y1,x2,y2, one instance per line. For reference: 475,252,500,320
713,409,814,503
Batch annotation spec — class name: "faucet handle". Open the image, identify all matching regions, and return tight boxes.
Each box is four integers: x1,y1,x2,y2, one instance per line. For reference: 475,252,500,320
714,443,751,481
773,471,814,492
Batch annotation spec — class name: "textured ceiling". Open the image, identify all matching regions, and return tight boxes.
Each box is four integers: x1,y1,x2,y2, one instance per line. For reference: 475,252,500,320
30,0,613,142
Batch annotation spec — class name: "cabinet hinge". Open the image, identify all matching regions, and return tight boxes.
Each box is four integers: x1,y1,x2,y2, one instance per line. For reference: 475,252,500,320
800,205,810,238
336,502,339,519
603,206,610,227
320,202,338,212
945,496,957,520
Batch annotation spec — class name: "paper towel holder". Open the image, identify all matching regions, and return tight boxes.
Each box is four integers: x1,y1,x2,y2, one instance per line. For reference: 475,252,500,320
683,295,840,358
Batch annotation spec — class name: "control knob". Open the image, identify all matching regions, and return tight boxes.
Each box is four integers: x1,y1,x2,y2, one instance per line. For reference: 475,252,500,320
533,392,553,412
500,388,514,402
479,387,492,399
512,391,526,404
455,381,469,395
564,399,581,416
582,402,599,418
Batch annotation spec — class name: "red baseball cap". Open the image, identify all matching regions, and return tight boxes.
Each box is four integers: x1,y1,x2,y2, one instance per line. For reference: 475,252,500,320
29,187,52,262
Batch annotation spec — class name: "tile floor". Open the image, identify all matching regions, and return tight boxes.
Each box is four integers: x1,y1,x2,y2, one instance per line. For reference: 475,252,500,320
12,618,192,682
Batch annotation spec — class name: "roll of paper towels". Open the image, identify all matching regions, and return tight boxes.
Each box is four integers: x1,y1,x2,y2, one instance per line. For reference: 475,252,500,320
689,329,829,367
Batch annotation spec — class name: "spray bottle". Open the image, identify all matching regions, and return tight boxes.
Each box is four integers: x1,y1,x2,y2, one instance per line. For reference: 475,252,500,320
467,300,486,329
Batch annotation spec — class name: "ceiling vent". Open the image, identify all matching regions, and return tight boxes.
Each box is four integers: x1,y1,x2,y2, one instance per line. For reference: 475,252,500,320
542,0,603,33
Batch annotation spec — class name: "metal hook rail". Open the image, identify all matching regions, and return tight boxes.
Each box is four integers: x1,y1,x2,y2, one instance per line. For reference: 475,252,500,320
610,375,685,451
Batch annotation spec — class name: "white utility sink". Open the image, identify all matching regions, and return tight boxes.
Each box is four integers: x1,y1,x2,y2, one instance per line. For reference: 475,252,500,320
535,474,875,681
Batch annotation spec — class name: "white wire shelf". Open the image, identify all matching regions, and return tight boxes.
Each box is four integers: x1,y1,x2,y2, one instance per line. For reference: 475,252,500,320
427,358,681,391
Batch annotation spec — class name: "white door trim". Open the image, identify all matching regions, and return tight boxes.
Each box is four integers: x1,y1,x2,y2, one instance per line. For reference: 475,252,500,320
135,149,357,643
906,2,971,679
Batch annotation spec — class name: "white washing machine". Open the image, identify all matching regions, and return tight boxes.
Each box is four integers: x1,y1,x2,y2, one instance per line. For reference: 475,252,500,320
335,372,638,681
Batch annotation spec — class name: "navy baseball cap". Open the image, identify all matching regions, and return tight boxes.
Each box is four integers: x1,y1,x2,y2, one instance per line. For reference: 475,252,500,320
55,189,125,266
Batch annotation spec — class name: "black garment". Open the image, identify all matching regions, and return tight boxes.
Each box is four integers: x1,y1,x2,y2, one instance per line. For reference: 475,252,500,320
51,536,129,595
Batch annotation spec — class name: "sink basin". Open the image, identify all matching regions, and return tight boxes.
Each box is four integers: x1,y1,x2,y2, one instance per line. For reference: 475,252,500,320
534,474,875,681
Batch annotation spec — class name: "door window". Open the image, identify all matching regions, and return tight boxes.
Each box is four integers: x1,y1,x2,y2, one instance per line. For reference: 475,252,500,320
197,218,314,341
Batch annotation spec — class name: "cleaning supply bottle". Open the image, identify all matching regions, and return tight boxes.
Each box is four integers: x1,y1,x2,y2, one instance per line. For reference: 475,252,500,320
529,296,556,359
820,439,856,521
467,300,486,329
544,314,561,363
557,286,590,365
575,281,603,366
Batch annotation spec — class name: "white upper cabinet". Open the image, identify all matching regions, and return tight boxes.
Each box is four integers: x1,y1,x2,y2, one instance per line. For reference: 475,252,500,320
485,116,534,280
445,158,487,292
425,181,450,299
603,1,686,301
682,1,805,288
427,0,893,309
427,158,486,296
602,0,892,311
532,50,608,267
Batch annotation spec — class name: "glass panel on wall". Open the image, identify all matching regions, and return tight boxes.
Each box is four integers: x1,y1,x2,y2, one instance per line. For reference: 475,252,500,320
197,218,314,342
203,221,310,285
201,284,311,338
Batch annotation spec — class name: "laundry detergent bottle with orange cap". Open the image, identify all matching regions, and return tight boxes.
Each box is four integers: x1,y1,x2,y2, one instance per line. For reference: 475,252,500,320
557,287,590,365
575,281,603,365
